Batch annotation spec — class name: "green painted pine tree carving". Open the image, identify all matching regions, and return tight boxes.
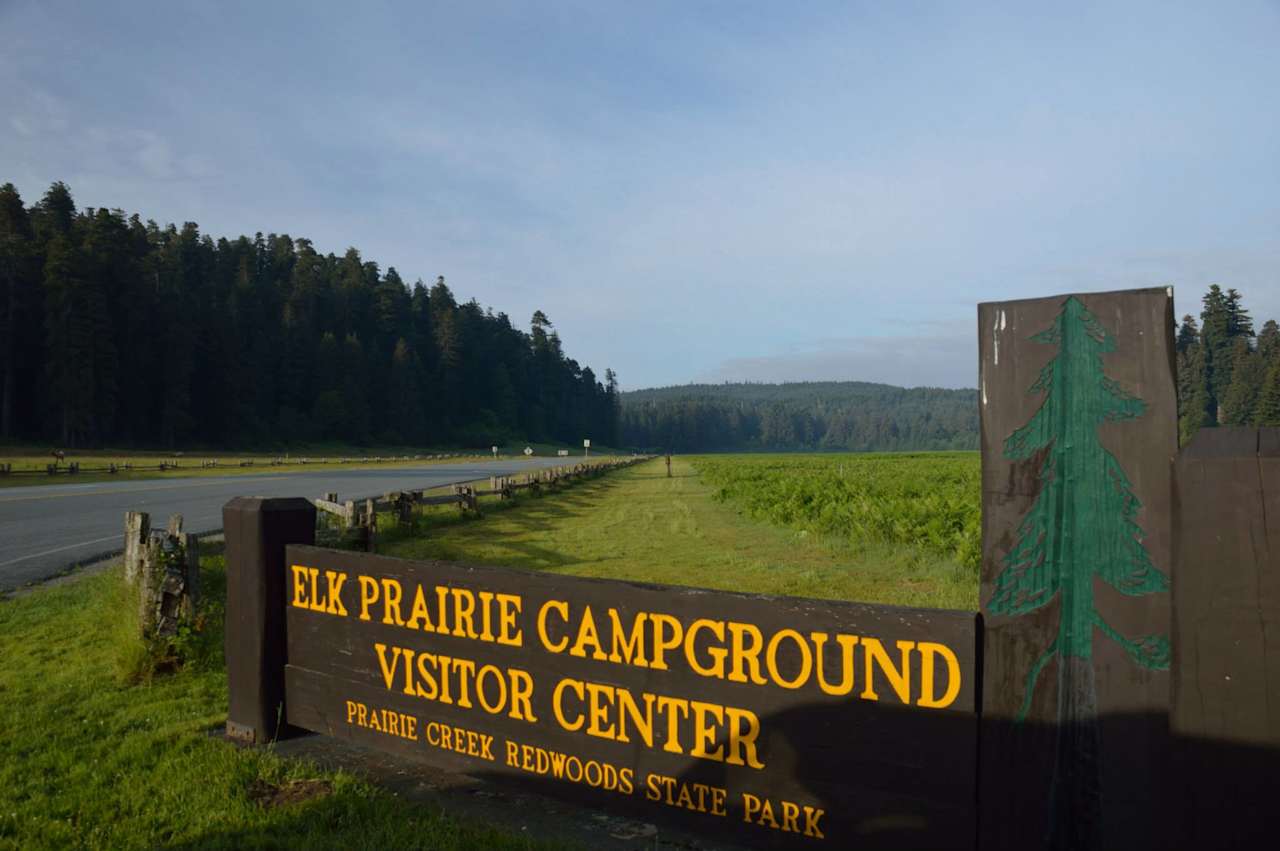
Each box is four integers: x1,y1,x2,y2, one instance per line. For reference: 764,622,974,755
988,296,1170,848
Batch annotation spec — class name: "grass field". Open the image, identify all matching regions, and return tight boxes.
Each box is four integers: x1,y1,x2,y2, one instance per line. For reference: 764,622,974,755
380,455,977,609
0,550,568,851
0,453,978,850
694,452,981,576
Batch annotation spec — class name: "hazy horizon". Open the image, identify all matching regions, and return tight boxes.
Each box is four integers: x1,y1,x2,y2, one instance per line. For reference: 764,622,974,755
621,377,980,393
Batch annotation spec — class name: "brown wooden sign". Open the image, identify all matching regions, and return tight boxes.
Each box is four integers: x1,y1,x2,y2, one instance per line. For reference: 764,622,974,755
280,544,979,849
978,288,1177,850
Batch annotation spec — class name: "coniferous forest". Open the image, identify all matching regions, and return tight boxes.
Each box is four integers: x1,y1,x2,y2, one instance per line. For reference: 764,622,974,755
621,382,980,452
0,181,620,449
1175,284,1280,442
2,182,1274,454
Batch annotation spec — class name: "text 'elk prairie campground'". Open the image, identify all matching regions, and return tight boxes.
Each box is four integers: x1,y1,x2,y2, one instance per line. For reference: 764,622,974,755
285,555,969,840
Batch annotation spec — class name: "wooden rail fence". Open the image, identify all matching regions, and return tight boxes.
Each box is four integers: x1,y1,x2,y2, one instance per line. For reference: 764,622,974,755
311,457,651,552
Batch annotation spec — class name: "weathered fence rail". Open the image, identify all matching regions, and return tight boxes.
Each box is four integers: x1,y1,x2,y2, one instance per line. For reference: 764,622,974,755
312,457,651,552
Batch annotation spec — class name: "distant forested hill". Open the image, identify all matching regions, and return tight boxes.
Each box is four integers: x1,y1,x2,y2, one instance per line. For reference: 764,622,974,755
620,381,979,452
620,283,1280,453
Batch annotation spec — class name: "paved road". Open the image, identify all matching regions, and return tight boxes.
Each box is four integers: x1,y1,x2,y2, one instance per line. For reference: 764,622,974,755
0,458,571,591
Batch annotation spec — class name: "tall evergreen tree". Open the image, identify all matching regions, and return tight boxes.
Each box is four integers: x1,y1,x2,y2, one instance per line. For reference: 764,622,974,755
389,338,423,444
1258,320,1280,364
604,368,621,445
429,277,461,437
0,184,37,439
1257,364,1280,427
32,181,76,241
311,332,345,439
1199,285,1234,423
1177,346,1212,446
488,362,519,431
334,334,368,442
42,234,115,445
153,224,201,446
1225,288,1253,338
1175,314,1199,353
1221,338,1264,426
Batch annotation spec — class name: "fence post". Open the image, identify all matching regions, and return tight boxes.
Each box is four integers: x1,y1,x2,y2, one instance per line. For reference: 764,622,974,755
977,288,1177,850
181,531,200,614
137,514,200,637
223,496,315,744
123,511,150,584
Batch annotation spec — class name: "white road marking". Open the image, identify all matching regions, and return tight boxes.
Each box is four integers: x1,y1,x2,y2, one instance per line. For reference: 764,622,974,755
0,475,287,504
0,534,123,568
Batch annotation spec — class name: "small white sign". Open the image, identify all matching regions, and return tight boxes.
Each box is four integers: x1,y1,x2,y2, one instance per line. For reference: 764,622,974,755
491,445,498,456
583,439,591,448
557,449,569,457
523,446,533,456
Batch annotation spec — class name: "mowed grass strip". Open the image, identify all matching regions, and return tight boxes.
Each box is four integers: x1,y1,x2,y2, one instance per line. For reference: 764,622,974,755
382,457,978,610
0,555,569,851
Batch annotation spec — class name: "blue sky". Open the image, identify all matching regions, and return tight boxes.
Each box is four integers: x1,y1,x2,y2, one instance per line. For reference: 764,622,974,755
3,1,1277,390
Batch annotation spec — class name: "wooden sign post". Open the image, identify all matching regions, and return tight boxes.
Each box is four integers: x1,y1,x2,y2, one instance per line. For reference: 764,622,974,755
977,288,1176,850
223,496,316,744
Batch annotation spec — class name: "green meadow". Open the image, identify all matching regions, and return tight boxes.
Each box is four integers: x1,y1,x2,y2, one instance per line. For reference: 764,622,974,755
0,454,977,849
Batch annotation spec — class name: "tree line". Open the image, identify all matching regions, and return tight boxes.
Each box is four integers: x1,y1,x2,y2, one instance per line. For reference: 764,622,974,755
620,381,979,452
623,283,1280,454
0,181,620,449
1176,284,1280,442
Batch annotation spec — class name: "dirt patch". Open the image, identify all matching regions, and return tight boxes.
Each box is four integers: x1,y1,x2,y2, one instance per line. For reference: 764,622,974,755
248,778,334,809
242,731,751,850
